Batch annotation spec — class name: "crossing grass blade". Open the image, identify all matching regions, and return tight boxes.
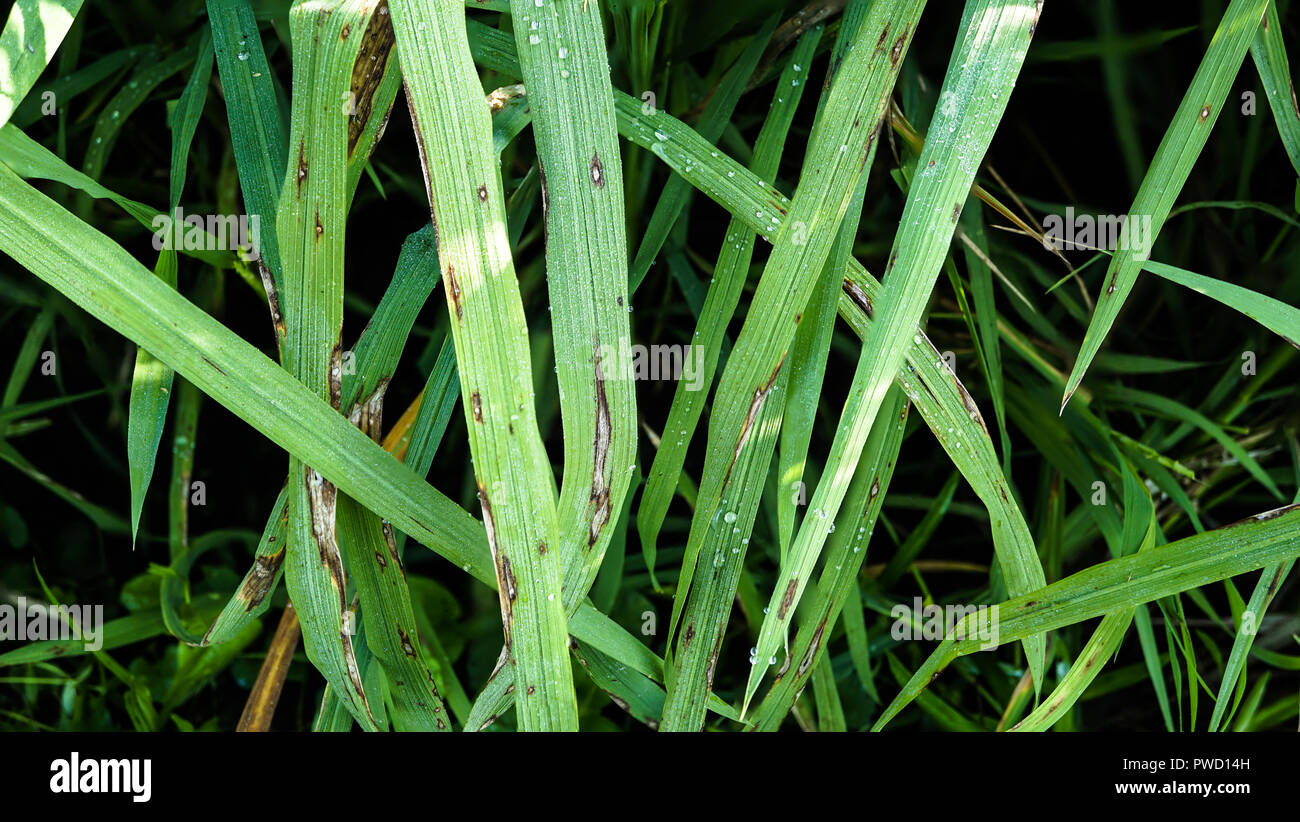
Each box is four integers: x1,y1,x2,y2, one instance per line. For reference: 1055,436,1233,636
1061,0,1271,410
637,25,822,595
745,0,1046,714
389,0,576,730
747,384,910,730
659,0,926,731
777,0,873,563
605,32,1047,725
873,502,1300,730
0,75,692,727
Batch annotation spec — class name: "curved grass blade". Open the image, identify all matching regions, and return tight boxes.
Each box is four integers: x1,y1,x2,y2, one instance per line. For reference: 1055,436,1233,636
1061,0,1271,410
873,502,1300,730
1140,258,1300,347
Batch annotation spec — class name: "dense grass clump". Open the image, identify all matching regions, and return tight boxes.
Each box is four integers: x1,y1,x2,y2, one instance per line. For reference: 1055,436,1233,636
0,0,1298,732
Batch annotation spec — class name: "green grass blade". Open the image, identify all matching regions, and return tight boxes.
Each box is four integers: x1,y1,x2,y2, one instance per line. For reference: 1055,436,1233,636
1250,1,1300,177
507,0,634,629
746,0,1045,713
1141,258,1300,346
126,34,213,549
390,0,575,730
1207,559,1294,731
626,15,775,293
276,0,382,732
873,501,1300,730
748,385,909,730
637,25,822,595
1061,0,1270,409
206,0,288,290
660,0,926,731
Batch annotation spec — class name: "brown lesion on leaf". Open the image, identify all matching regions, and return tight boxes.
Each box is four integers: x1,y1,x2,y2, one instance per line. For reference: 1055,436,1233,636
396,624,418,658
951,203,962,223
471,390,483,423
305,464,376,723
201,356,228,377
590,151,605,187
328,341,343,410
347,377,389,441
889,28,909,67
588,339,612,548
257,261,288,353
683,622,695,648
477,183,489,202
1199,104,1211,121
777,577,799,620
236,549,285,614
296,139,308,193
346,0,396,157
874,25,891,56
314,211,324,242
446,264,463,320
796,618,828,680
381,518,403,576
479,482,514,651
842,279,874,319
705,636,722,689
723,354,786,488
341,23,351,38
